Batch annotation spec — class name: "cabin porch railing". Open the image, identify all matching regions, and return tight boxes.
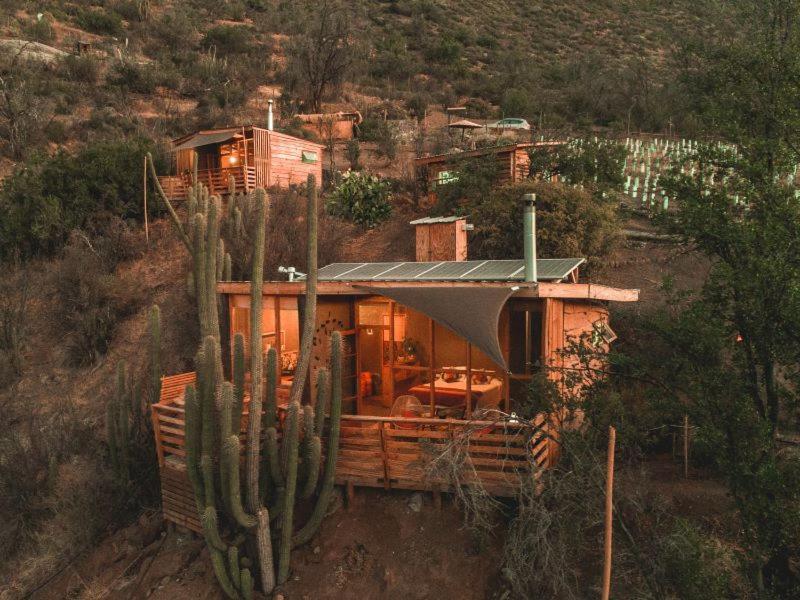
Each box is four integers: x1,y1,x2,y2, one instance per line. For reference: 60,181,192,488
158,166,257,202
152,372,550,531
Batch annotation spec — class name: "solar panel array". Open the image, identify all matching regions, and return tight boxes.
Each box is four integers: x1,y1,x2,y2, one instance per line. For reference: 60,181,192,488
318,258,585,282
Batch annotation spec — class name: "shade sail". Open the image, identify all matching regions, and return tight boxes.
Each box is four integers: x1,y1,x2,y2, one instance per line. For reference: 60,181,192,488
357,285,514,371
173,130,241,151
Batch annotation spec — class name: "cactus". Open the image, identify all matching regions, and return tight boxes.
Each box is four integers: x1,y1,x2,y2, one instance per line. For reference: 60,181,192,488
107,361,132,482
277,401,300,584
149,305,162,404
293,332,343,548
149,163,339,596
288,176,319,405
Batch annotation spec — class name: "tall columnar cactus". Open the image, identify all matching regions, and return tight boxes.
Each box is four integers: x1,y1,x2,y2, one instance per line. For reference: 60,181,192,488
149,305,162,404
150,162,340,596
107,361,132,481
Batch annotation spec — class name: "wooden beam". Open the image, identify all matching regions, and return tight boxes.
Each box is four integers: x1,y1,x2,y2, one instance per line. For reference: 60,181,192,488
217,281,639,302
429,317,435,416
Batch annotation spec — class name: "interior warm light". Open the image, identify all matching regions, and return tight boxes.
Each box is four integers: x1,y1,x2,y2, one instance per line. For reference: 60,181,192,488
229,154,238,164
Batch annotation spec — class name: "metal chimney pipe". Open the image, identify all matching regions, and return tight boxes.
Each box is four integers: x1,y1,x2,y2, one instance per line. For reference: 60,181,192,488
267,99,274,131
523,193,537,282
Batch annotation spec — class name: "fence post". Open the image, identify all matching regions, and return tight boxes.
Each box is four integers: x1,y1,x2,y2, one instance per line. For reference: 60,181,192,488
602,425,616,600
143,155,149,245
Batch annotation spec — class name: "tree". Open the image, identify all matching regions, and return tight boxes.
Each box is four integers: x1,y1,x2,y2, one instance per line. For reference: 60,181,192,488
283,1,355,113
0,50,51,160
648,1,800,592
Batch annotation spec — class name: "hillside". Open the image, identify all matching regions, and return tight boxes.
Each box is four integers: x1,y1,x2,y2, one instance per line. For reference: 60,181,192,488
0,0,719,173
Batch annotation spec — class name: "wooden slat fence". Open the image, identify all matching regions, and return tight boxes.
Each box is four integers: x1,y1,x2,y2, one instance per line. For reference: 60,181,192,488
152,372,550,532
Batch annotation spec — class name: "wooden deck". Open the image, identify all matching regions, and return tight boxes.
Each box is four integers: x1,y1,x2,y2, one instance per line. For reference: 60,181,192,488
152,372,550,533
157,165,257,201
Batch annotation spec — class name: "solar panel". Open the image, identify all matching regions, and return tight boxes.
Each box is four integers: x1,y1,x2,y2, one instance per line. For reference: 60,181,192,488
317,258,585,282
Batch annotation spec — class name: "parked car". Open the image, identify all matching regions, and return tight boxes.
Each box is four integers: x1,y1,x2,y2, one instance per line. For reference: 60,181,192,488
488,118,531,130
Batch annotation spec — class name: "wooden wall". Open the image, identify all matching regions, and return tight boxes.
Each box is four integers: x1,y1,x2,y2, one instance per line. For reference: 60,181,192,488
263,130,323,188
414,220,468,261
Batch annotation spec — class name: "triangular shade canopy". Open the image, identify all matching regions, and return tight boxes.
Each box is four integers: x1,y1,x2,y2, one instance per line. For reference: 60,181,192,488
357,285,514,371
173,130,241,151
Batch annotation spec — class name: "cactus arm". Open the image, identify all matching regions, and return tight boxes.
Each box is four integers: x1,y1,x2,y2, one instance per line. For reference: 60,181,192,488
201,506,227,552
222,435,257,529
205,198,221,344
264,348,278,429
265,426,283,487
145,153,191,252
246,189,267,513
184,385,206,514
240,567,254,600
288,175,318,405
149,305,162,404
300,436,322,499
232,333,246,432
209,546,241,600
314,368,330,436
254,508,275,594
293,331,343,548
227,545,241,591
193,215,208,338
277,401,300,584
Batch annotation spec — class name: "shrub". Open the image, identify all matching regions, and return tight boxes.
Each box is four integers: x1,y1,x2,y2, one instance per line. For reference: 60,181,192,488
59,54,100,85
0,137,164,260
327,171,393,228
202,24,253,55
77,9,123,36
466,180,620,263
107,60,158,94
53,236,142,366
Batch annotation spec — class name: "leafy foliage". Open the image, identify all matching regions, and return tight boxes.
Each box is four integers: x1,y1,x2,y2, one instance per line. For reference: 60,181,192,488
0,138,163,260
327,171,393,228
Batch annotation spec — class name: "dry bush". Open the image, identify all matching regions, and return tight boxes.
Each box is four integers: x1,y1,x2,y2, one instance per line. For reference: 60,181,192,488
51,233,143,366
0,266,29,383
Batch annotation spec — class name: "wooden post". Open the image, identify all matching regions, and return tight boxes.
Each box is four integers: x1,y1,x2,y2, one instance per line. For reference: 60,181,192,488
143,155,149,245
429,318,436,417
602,425,616,600
388,302,396,406
683,414,689,479
465,342,472,418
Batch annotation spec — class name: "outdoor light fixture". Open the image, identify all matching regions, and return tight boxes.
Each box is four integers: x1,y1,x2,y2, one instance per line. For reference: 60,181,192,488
278,266,307,282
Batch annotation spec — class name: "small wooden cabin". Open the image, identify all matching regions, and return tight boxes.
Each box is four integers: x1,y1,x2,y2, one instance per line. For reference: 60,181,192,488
297,111,363,141
158,125,324,200
150,217,638,531
414,141,562,205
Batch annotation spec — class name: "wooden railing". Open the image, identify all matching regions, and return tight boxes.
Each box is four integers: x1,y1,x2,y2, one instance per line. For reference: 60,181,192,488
194,166,256,195
158,166,257,202
152,372,550,530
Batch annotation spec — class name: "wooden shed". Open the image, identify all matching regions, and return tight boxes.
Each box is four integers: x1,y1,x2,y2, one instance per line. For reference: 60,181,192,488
414,141,562,205
157,125,324,200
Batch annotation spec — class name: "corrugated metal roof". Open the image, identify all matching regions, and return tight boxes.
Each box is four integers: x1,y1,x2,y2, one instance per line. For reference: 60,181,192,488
408,216,466,225
173,130,241,151
318,258,584,282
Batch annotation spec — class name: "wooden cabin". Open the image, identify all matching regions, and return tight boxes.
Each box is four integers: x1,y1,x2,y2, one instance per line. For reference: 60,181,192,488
297,111,363,141
151,218,638,532
157,125,324,201
414,141,562,205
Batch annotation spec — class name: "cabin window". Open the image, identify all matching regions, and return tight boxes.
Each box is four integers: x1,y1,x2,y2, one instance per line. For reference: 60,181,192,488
435,170,458,186
355,299,509,419
301,151,318,164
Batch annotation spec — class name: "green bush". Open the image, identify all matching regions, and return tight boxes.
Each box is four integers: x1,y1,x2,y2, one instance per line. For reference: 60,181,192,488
77,9,123,36
202,24,253,55
327,171,393,228
59,54,100,85
465,180,620,263
107,60,158,94
0,137,164,260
